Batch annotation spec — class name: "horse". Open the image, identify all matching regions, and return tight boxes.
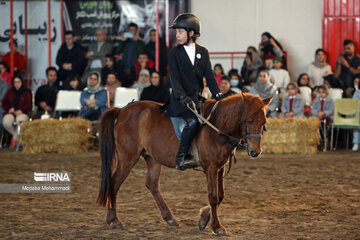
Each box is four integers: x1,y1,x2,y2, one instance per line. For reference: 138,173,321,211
96,93,272,235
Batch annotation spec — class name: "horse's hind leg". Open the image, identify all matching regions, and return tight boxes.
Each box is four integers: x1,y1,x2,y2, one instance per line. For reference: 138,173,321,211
107,155,139,228
144,155,179,226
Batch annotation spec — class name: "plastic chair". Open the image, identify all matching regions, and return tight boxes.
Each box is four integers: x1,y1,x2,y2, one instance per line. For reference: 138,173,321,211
299,86,312,106
328,88,343,103
54,90,82,117
330,98,360,150
114,87,139,108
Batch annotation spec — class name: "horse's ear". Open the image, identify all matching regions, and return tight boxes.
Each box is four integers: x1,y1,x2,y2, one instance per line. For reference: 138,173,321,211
262,97,273,106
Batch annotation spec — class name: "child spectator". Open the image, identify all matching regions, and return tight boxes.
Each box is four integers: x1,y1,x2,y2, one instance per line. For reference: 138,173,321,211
140,71,169,104
105,71,121,107
307,48,332,87
2,76,32,147
228,69,243,92
297,73,312,88
269,56,290,90
219,76,236,98
311,85,334,123
214,63,224,86
249,68,279,118
281,82,304,118
78,72,108,121
0,62,11,87
101,54,116,86
63,75,84,91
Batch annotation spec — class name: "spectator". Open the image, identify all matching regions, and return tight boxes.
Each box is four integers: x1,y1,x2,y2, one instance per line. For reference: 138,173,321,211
352,83,360,151
140,71,169,104
214,63,224,86
82,29,113,83
131,52,155,85
2,40,26,76
323,74,344,90
335,39,360,97
145,29,168,78
311,86,319,106
63,75,84,91
78,72,108,121
34,67,60,116
281,82,304,118
115,23,145,87
307,48,332,87
0,62,11,87
56,31,85,86
269,56,290,89
219,76,236,98
241,46,263,85
258,32,284,63
2,75,32,147
0,80,9,137
132,69,151,96
101,54,116,86
105,71,121,107
228,69,243,92
297,73,312,88
249,68,279,118
311,85,334,123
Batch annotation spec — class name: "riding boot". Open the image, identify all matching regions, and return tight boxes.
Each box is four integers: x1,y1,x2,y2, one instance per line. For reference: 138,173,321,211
175,117,200,171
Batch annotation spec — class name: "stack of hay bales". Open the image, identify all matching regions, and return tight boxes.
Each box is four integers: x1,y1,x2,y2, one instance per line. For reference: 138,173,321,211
262,117,321,154
21,118,92,154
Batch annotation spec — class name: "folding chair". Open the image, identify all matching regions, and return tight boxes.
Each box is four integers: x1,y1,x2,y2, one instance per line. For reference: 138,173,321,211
54,90,82,118
330,99,360,150
328,88,343,103
114,87,139,108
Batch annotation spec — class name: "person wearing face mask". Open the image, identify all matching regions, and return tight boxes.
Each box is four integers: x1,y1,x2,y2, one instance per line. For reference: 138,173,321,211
219,76,236,98
165,13,224,171
249,68,279,118
228,69,244,92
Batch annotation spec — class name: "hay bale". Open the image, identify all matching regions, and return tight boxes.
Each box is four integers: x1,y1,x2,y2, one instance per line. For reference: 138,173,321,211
262,117,321,154
21,118,92,154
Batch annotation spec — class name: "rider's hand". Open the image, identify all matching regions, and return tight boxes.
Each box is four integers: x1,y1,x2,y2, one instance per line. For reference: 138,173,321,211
215,93,225,101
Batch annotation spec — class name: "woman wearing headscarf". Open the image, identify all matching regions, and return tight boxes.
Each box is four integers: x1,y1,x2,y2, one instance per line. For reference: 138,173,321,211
2,75,32,147
140,71,169,104
250,68,279,118
104,71,121,107
132,69,151,96
78,72,108,121
307,48,332,87
241,46,263,85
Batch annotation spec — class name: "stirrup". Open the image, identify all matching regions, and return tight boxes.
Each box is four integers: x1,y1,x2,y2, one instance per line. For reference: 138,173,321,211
176,155,199,171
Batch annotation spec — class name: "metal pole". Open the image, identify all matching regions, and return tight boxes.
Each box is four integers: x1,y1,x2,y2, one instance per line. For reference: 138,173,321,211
165,0,169,48
10,0,14,79
47,0,51,67
25,0,28,78
60,0,64,44
155,0,160,72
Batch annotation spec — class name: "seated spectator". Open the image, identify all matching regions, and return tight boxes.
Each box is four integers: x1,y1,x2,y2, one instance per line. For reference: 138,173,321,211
249,68,279,118
34,67,60,117
281,82,304,118
311,86,319,106
63,75,84,91
269,56,290,90
323,74,344,90
214,63,224,86
0,80,10,137
228,69,243,92
297,73,312,88
258,32,284,65
131,52,155,83
105,71,121,107
132,69,151,96
352,85,360,151
241,46,263,85
311,85,334,123
115,23,145,87
2,75,32,147
78,72,108,121
0,62,11,87
335,39,360,97
145,29,168,78
2,40,26,76
101,54,116,86
219,76,236,98
56,31,85,86
140,71,169,104
307,48,332,87
82,29,113,83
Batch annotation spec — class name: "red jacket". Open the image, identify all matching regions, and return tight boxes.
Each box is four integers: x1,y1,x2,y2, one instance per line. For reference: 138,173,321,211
2,51,26,72
134,59,155,79
2,88,32,114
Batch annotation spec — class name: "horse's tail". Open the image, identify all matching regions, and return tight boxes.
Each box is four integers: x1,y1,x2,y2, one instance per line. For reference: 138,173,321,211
96,107,121,207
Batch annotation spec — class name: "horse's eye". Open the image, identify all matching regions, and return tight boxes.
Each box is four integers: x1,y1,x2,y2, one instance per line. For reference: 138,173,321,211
263,126,267,132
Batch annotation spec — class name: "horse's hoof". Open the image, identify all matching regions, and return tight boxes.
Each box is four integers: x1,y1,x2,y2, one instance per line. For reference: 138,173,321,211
166,219,179,226
112,224,123,229
198,219,206,231
213,227,227,236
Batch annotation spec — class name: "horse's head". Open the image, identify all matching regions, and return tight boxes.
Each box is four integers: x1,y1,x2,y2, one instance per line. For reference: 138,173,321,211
240,95,272,157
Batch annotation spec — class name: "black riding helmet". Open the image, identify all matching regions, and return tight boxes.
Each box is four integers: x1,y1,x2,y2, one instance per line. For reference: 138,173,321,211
169,13,200,43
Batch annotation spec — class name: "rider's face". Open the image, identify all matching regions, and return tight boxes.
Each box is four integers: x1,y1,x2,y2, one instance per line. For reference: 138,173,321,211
175,28,188,45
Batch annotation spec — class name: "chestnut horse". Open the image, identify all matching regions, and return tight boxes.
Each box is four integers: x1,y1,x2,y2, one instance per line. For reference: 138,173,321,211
96,93,271,235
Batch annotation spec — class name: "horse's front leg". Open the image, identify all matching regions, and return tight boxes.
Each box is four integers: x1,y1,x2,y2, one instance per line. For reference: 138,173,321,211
206,165,227,235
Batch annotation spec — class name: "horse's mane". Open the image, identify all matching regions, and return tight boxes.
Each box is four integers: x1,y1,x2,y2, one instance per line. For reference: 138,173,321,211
205,93,265,134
